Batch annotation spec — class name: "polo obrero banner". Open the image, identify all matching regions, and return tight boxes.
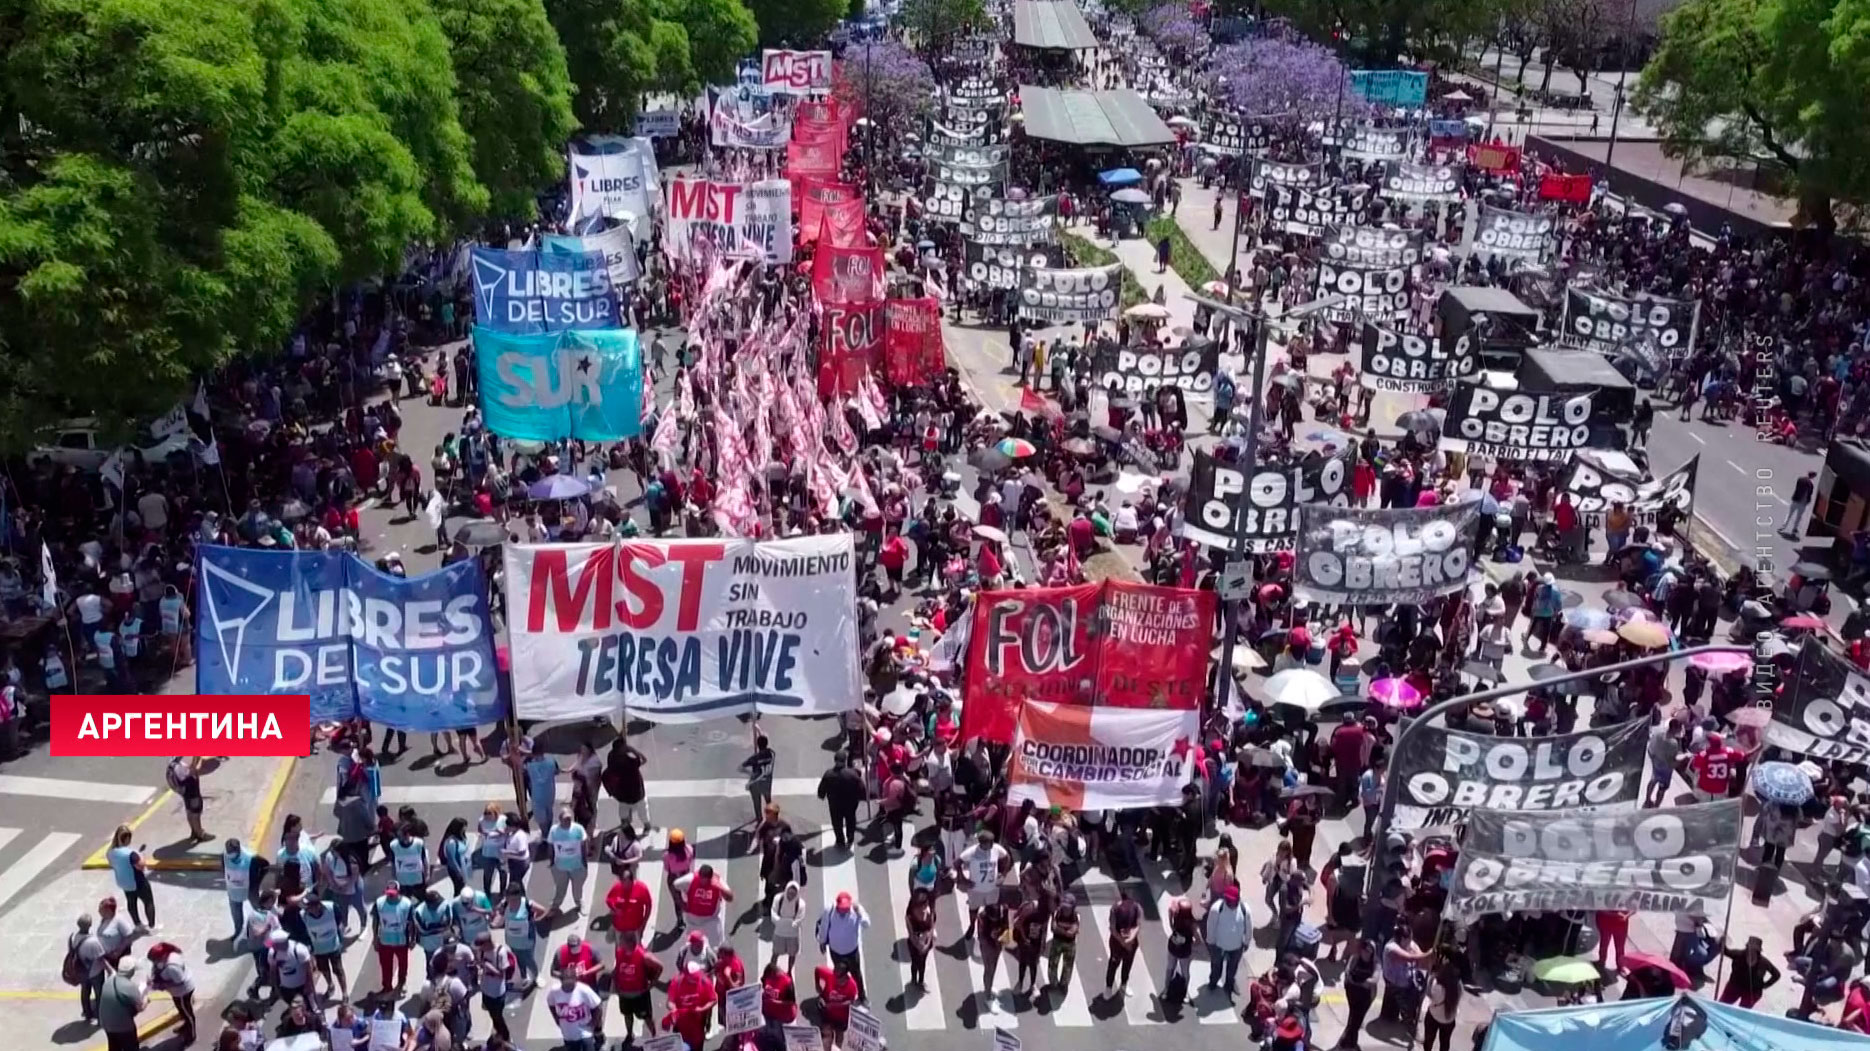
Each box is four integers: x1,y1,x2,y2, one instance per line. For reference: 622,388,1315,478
1006,701,1197,810
1439,384,1595,462
1292,500,1480,606
1388,719,1649,830
1560,454,1698,527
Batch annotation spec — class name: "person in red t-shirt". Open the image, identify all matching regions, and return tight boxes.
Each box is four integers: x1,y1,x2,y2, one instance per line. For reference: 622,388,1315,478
554,934,602,985
606,873,654,942
814,957,859,1043
612,931,664,1043
879,535,909,596
1689,733,1744,801
714,944,747,1027
760,959,798,1025
664,961,717,1051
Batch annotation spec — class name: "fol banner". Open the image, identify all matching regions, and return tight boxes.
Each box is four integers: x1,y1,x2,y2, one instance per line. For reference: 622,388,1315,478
471,247,622,333
1539,172,1593,204
1561,454,1698,527
1444,800,1743,920
1293,501,1480,606
1007,702,1197,810
959,581,1217,744
787,138,841,181
474,326,644,441
1564,288,1693,371
797,178,862,247
1476,205,1554,262
883,298,946,387
1766,637,1870,763
1016,264,1122,324
1181,449,1354,552
762,49,833,94
820,302,885,397
1358,323,1477,393
196,547,503,730
1439,384,1594,462
1469,143,1521,173
812,242,885,304
1390,719,1649,830
504,537,863,722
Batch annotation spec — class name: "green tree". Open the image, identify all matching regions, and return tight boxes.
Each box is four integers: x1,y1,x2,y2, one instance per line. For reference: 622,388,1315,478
664,0,757,88
899,0,987,59
1634,0,1870,230
545,0,663,131
431,0,579,220
1263,0,1502,66
748,0,843,48
0,0,485,449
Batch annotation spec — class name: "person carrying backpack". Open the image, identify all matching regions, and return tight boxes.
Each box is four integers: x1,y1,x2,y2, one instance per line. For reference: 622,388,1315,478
64,915,108,1023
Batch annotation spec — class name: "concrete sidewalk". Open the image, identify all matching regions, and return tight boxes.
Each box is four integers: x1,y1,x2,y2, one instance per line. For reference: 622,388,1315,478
78,756,297,872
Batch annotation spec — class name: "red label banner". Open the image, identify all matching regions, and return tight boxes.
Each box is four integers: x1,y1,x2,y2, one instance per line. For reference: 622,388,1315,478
959,581,1217,744
884,298,945,386
1467,143,1522,173
811,242,884,304
798,178,861,245
788,138,841,182
795,98,848,128
1539,172,1593,203
819,302,883,397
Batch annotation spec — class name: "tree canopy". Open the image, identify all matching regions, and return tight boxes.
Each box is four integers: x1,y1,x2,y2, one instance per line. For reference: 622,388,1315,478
748,0,846,48
1634,0,1870,229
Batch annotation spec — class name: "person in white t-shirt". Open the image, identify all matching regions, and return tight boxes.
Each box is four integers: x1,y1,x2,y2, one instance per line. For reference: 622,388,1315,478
955,830,1010,935
545,971,604,1051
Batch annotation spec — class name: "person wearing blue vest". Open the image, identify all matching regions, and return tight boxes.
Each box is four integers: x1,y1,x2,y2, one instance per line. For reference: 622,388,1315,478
412,889,454,981
275,828,321,898
453,886,493,947
546,808,589,916
522,744,564,837
496,885,547,988
372,885,413,993
105,825,156,930
300,893,349,1003
222,838,256,939
439,818,472,896
388,825,430,899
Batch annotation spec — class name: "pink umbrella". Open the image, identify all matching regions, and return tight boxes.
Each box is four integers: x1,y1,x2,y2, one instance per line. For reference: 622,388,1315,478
1370,677,1423,709
1617,607,1661,625
1689,650,1752,673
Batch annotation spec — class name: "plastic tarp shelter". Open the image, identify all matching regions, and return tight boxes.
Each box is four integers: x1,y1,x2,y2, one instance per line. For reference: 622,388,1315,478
1484,994,1870,1051
1012,0,1098,49
1019,86,1179,148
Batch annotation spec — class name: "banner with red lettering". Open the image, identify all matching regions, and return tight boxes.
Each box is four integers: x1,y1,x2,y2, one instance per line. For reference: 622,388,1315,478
798,179,861,245
812,242,884,304
1539,172,1593,204
762,49,833,94
819,199,868,247
959,581,1217,744
1468,143,1522,173
787,137,841,182
883,298,945,386
502,536,862,722
820,302,884,397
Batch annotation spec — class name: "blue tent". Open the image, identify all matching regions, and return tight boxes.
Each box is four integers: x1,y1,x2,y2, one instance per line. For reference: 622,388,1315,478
1098,168,1144,186
1485,995,1870,1051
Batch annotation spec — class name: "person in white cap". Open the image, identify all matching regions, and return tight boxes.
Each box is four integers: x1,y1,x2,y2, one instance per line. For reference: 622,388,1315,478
267,927,315,1007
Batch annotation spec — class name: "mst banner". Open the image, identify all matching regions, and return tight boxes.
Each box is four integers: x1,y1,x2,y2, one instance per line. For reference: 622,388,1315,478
1445,800,1743,920
1293,501,1480,606
473,327,643,441
196,547,502,730
1564,288,1694,370
471,247,622,333
1439,385,1594,462
1766,637,1870,764
1017,264,1122,324
665,178,793,263
1182,449,1354,552
1390,719,1649,829
1561,454,1698,527
1007,702,1196,810
959,581,1216,744
504,537,862,722
1359,323,1478,393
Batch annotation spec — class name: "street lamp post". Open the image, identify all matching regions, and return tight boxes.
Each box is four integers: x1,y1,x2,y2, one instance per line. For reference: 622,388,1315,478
1183,291,1347,709
1360,641,1755,907
1602,0,1643,178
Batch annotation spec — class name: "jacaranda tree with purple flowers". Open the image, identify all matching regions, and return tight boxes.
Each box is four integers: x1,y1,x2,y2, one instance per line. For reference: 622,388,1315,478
1207,37,1364,123
1140,2,1209,56
834,38,937,127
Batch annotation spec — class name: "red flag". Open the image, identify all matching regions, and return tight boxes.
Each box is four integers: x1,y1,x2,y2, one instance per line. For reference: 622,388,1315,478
819,302,884,397
883,298,945,386
787,138,841,184
811,241,884,304
822,198,868,247
1467,143,1522,173
798,178,861,246
1538,172,1592,203
1020,387,1062,418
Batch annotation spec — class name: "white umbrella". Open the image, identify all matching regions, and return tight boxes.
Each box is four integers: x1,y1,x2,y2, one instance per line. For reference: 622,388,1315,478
1264,668,1338,710
1442,89,1474,102
1167,115,1200,128
1124,302,1171,320
882,685,920,716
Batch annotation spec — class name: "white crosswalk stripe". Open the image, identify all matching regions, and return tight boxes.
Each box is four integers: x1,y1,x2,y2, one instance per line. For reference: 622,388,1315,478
0,830,78,914
884,852,946,1030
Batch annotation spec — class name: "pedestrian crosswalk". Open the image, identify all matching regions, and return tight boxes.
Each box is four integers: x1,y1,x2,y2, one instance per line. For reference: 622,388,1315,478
0,828,85,917
297,814,1288,1046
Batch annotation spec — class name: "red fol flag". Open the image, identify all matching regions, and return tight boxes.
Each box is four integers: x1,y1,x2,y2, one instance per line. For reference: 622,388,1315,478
1467,143,1522,173
819,302,884,398
958,581,1218,745
883,298,945,386
821,199,868,247
798,178,861,245
1538,172,1593,204
795,98,844,127
1019,387,1062,418
787,137,841,183
811,242,884,304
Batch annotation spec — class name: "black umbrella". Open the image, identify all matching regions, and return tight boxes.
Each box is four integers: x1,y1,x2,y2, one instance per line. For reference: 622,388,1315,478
969,446,1014,473
1280,783,1336,800
1527,663,1568,682
1396,410,1439,433
453,519,509,548
1792,562,1833,582
1309,694,1368,722
1092,424,1124,442
1241,747,1287,769
1603,589,1643,611
1462,659,1504,684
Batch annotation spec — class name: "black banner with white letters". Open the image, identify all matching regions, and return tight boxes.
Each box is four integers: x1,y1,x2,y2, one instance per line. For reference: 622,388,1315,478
1358,323,1478,393
925,183,969,223
1439,384,1595,462
1445,800,1743,920
1476,205,1555,261
1265,184,1364,237
934,161,1007,187
1324,225,1423,268
964,243,1060,290
1016,264,1122,324
934,144,1010,168
1560,454,1698,527
1381,163,1462,201
961,196,1053,245
1340,127,1408,160
1248,160,1321,199
1390,719,1650,830
1315,259,1409,322
1293,501,1480,606
1766,638,1870,764
1094,344,1219,397
1181,449,1354,552
1206,115,1277,156
1563,288,1694,372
